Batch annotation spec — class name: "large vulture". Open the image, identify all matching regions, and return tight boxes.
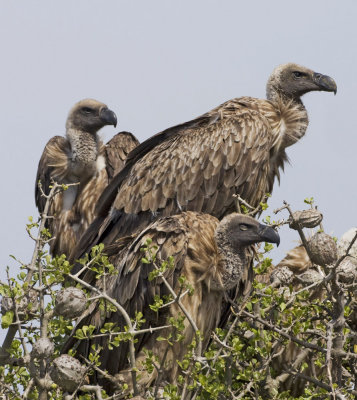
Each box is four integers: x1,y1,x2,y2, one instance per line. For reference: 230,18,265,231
71,63,336,263
65,212,280,390
35,99,139,257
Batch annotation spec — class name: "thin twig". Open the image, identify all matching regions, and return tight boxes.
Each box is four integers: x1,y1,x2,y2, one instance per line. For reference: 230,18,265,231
80,355,122,391
22,378,35,399
83,324,172,340
80,385,104,400
233,193,269,216
151,260,202,356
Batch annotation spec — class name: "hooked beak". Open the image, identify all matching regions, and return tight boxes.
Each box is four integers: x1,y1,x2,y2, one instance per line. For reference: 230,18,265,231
258,224,280,247
100,108,118,127
313,72,337,95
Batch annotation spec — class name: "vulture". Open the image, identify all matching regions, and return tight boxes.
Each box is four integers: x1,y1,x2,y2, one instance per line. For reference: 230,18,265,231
71,63,336,264
65,212,280,391
35,98,139,257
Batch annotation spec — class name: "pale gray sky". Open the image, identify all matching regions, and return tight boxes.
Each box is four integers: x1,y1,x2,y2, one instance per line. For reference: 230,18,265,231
0,1,356,284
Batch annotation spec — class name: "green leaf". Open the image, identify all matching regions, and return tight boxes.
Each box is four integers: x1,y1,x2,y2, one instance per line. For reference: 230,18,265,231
304,197,314,205
1,311,14,328
264,242,274,253
19,272,26,280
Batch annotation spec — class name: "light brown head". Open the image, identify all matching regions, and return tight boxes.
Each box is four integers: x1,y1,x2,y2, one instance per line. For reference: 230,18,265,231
215,214,280,249
266,63,337,101
65,98,117,134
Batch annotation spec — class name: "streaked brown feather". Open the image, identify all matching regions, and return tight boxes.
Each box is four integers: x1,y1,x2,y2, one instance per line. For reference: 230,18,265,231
115,111,271,217
35,136,70,238
105,131,139,179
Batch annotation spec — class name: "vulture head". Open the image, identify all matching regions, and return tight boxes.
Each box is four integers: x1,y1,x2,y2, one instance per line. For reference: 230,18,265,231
266,63,337,101
65,98,117,134
216,213,280,249
208,213,280,291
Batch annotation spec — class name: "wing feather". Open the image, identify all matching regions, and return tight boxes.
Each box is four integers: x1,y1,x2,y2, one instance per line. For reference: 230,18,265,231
73,215,190,376
115,112,271,219
35,136,71,252
104,131,139,180
35,136,70,213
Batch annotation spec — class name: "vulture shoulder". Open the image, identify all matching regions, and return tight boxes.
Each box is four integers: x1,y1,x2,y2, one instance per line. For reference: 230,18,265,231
104,131,140,180
35,136,72,246
35,135,70,213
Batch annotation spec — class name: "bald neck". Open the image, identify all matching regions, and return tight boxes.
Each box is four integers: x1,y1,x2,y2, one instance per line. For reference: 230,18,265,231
65,128,99,185
66,128,98,163
212,224,247,291
266,83,304,105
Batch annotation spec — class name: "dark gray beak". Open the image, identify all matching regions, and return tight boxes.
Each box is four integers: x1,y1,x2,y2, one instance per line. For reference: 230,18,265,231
313,72,337,95
100,108,118,127
258,224,280,247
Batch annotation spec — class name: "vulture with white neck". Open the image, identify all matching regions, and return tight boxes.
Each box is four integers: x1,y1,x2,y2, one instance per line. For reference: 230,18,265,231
35,99,139,257
64,212,280,391
71,63,336,263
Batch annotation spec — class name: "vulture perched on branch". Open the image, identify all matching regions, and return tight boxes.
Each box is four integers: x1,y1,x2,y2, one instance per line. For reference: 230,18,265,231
35,98,139,257
65,212,280,390
71,63,336,264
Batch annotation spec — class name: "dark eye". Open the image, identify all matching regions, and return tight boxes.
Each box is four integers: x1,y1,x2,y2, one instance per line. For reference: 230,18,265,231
293,71,303,79
240,224,249,231
82,107,93,114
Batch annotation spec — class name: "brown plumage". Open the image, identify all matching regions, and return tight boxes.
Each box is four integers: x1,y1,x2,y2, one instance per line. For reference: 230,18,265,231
35,99,139,257
71,63,336,263
64,212,279,391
